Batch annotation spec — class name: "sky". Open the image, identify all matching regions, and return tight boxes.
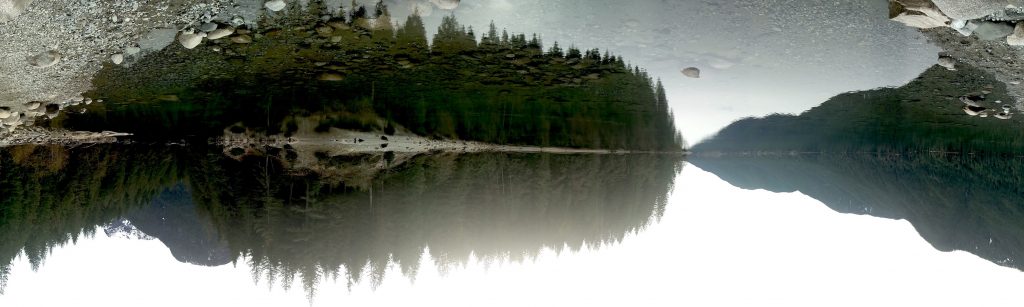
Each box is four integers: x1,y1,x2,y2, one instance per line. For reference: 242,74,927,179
377,0,940,144
3,165,1023,306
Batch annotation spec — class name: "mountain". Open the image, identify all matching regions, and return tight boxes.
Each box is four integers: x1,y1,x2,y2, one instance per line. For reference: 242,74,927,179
693,64,1024,155
691,154,1024,270
121,184,233,267
689,63,1024,271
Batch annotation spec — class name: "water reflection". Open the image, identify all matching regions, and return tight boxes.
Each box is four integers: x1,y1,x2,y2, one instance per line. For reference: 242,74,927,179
691,62,1024,270
692,154,1024,270
0,144,684,296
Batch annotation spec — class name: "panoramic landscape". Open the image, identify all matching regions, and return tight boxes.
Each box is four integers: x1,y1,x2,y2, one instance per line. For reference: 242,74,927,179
4,0,1024,306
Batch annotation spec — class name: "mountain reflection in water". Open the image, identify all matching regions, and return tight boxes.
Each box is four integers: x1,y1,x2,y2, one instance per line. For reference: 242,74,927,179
0,144,684,297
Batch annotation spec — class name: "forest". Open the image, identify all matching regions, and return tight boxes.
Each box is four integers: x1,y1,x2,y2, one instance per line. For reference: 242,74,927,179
687,61,1024,272
692,64,1024,155
53,2,684,151
0,144,684,297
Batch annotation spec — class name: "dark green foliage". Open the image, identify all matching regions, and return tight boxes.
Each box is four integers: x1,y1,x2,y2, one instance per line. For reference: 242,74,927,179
688,63,1024,272
694,65,1023,155
188,151,684,295
0,144,683,296
61,11,682,151
0,145,185,294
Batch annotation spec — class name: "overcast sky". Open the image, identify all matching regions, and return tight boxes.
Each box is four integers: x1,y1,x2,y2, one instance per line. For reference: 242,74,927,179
377,0,940,144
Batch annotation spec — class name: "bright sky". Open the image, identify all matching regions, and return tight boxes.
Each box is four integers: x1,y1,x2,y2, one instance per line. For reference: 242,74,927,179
380,0,940,144
3,165,1023,306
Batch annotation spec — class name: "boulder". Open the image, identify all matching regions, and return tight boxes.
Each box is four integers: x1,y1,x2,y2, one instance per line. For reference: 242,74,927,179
178,31,206,49
681,67,701,78
1008,22,1024,46
937,55,956,70
207,27,235,40
963,105,986,116
265,0,286,12
888,0,950,29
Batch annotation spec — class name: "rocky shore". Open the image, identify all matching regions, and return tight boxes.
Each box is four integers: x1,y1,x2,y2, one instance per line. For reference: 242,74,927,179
0,127,129,146
890,0,1024,111
0,0,461,137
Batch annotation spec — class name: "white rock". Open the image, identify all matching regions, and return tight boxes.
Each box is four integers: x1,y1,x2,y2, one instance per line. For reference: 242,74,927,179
2,112,19,123
960,96,982,107
24,102,39,110
265,0,286,12
937,55,956,70
111,53,124,65
125,46,142,55
950,19,968,29
681,67,701,78
27,50,61,68
956,22,977,36
0,0,33,23
178,31,206,49
889,0,950,29
0,109,10,119
1008,23,1024,46
207,27,235,40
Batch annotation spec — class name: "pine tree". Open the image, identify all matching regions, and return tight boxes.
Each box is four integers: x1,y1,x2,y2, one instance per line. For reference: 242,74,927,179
548,41,564,57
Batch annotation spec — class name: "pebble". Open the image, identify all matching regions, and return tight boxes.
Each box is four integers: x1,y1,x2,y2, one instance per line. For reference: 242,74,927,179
111,53,124,65
125,46,142,55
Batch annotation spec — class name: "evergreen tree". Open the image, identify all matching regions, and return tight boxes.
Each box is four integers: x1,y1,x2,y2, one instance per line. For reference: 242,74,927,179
548,41,564,57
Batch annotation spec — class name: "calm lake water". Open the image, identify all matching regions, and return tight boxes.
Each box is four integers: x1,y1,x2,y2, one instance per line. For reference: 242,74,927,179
3,0,1024,306
2,148,1024,306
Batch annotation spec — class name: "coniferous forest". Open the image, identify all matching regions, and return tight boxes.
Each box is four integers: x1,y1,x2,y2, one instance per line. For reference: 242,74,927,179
0,144,683,297
51,2,685,151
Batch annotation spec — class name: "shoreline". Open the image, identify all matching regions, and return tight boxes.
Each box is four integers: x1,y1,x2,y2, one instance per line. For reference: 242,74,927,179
1,127,687,155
